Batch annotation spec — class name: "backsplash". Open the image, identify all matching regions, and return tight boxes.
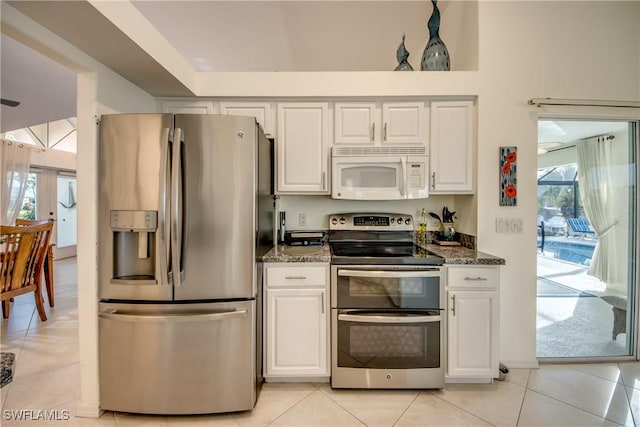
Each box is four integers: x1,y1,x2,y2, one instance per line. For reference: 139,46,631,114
277,194,476,238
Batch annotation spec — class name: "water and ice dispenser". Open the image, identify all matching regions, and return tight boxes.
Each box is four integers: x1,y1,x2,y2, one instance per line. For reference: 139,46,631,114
111,210,157,283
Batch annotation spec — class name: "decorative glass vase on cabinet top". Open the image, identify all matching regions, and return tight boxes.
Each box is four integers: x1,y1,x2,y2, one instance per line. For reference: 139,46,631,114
421,0,450,71
394,34,414,71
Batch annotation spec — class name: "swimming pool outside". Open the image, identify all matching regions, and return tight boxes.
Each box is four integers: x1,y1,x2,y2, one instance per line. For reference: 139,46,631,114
538,236,596,266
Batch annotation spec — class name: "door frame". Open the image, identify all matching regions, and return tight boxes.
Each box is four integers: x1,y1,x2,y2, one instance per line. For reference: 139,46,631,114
536,112,639,361
31,166,77,259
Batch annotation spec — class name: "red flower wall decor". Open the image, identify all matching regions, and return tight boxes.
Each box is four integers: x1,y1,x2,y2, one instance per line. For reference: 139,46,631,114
500,146,517,206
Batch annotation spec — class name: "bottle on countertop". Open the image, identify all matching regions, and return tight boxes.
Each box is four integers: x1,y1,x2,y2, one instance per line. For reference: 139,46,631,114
418,208,428,245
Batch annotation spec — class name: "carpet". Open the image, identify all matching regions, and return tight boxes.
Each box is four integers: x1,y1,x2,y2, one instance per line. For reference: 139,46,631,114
537,278,596,298
1,352,15,388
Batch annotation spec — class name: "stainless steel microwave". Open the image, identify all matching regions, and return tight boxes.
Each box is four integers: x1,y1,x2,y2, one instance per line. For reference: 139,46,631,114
331,146,429,200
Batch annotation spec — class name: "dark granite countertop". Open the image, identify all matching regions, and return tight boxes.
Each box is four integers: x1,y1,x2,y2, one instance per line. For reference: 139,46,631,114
262,244,331,263
262,243,504,265
420,243,506,266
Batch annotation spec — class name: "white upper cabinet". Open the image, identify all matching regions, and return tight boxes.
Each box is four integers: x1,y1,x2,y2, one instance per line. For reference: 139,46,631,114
382,102,427,145
334,102,427,146
219,102,275,136
276,102,330,194
429,101,474,193
334,103,380,145
160,100,216,114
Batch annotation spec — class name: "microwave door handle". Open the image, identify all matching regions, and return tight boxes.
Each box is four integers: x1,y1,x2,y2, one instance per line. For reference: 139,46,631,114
338,313,441,324
401,157,407,198
338,269,440,278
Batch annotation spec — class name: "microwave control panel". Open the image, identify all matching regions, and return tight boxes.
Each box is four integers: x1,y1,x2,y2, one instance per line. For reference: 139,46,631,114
408,162,426,188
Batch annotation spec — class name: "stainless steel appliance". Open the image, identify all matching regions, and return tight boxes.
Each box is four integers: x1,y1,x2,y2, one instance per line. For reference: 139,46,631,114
331,147,429,200
97,114,273,415
329,213,445,389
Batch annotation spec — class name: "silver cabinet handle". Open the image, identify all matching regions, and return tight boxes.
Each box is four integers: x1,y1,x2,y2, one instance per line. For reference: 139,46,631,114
464,276,488,281
383,123,388,141
99,309,247,323
431,171,436,190
339,313,441,324
322,171,326,190
321,291,325,314
452,294,456,316
285,275,307,280
371,123,375,141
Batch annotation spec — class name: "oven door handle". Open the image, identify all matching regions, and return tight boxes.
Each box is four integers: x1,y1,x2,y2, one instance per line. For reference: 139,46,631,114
338,313,441,324
338,269,440,278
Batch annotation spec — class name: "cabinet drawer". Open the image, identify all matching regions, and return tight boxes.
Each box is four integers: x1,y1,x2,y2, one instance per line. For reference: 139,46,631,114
447,266,498,289
266,265,328,288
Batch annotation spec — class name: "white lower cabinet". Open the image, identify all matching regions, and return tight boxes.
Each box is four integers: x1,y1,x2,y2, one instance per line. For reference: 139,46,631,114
264,263,329,379
446,265,499,382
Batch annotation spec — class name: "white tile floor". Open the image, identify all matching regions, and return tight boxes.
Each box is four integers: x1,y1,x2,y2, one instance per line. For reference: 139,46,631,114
1,258,639,426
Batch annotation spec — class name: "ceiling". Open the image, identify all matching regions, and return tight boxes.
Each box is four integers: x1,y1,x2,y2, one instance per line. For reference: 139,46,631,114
1,0,632,143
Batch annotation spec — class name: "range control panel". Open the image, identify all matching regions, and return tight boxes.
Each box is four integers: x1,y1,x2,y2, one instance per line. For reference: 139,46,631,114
329,213,413,231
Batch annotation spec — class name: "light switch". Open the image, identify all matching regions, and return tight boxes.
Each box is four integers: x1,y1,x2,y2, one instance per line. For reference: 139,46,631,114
496,217,523,233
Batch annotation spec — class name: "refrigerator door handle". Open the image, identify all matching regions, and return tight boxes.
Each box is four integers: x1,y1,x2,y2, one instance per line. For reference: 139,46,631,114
171,128,184,286
160,127,171,286
99,309,248,323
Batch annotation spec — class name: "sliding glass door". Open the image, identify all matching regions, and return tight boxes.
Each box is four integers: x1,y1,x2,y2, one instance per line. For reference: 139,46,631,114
537,119,637,359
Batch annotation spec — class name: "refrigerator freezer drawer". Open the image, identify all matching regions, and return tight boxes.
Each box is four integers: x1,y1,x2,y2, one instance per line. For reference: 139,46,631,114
99,300,257,415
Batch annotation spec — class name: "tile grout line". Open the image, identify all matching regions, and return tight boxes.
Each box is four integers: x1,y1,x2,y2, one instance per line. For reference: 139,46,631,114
617,362,639,427
525,387,628,425
315,386,367,426
262,386,319,426
530,364,636,425
389,390,421,427
514,368,533,426
422,389,498,426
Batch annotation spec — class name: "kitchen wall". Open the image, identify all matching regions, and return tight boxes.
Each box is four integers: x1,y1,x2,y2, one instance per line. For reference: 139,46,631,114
279,194,463,234
477,1,639,366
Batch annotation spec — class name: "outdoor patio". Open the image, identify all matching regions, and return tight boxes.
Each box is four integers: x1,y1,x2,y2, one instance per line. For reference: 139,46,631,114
537,244,629,359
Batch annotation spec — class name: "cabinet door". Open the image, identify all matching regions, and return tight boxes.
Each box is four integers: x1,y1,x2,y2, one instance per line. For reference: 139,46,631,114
334,102,380,145
219,102,274,136
265,288,328,377
447,290,498,379
276,103,329,193
430,101,474,193
381,102,426,145
161,100,216,114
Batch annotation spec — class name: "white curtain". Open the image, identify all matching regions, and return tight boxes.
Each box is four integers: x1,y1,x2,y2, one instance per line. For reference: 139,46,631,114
576,136,619,291
1,139,32,225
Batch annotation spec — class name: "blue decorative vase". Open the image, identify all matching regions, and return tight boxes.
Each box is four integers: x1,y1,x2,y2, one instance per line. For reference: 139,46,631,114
421,0,450,71
394,34,414,71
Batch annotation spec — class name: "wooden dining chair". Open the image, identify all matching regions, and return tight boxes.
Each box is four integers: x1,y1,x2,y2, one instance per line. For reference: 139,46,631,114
15,218,56,307
1,222,54,321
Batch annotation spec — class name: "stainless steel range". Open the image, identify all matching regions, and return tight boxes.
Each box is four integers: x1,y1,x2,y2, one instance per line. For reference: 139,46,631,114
329,213,445,389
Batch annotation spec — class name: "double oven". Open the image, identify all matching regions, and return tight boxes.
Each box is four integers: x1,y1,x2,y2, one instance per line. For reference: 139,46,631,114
329,213,445,389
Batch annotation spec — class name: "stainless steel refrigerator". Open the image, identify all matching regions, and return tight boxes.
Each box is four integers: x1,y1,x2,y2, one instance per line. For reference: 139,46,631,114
97,114,274,415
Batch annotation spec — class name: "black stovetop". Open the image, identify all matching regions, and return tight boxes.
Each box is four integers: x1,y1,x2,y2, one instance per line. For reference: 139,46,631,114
330,242,444,265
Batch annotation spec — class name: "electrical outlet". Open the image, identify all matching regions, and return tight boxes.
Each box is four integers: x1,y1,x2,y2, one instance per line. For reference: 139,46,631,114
298,213,307,227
